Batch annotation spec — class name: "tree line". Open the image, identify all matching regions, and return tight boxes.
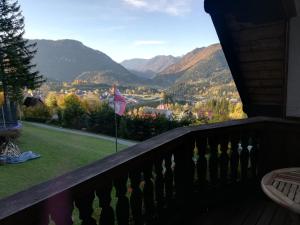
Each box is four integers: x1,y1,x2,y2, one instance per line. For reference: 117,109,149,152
21,92,245,141
22,93,192,141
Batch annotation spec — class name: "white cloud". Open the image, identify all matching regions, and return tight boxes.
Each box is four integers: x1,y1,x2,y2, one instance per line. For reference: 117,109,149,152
124,0,148,8
123,0,193,16
134,40,166,46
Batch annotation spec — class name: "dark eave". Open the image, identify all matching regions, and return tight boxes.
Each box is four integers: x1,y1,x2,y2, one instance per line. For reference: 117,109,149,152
204,0,298,117
205,0,297,22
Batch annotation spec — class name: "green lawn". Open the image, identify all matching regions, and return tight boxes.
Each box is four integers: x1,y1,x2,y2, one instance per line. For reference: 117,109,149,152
0,122,126,199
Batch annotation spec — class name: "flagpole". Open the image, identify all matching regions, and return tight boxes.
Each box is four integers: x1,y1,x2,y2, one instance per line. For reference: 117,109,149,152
113,85,118,153
114,104,118,153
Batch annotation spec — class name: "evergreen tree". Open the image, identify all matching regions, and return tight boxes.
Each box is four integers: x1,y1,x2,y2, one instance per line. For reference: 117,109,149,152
0,0,44,102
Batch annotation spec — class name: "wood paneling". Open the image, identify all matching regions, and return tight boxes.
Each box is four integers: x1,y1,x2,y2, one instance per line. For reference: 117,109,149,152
234,38,284,52
249,94,283,104
220,14,288,116
231,22,285,42
244,79,283,88
237,50,284,62
243,71,282,80
248,88,282,95
239,61,284,72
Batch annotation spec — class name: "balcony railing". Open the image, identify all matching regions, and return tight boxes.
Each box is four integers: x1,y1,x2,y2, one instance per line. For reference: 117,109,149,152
1,117,300,225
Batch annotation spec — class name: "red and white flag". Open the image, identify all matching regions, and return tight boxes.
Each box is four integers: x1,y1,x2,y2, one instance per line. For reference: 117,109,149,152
109,85,126,116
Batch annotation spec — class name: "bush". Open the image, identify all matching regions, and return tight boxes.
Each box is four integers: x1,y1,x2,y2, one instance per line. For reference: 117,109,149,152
21,94,194,141
62,94,86,129
118,115,191,141
23,104,51,122
87,103,115,136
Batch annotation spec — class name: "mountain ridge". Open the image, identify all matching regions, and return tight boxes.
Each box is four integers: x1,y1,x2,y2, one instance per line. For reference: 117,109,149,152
30,39,231,89
152,44,231,87
31,39,150,86
159,44,221,75
121,55,179,76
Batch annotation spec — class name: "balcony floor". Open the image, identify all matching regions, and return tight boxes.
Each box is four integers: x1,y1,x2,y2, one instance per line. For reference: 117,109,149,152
190,184,296,225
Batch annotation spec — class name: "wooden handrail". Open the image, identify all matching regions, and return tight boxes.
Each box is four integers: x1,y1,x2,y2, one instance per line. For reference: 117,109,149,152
0,125,191,221
1,116,299,225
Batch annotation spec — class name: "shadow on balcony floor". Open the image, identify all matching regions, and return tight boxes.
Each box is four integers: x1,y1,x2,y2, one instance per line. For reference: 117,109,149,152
191,186,294,225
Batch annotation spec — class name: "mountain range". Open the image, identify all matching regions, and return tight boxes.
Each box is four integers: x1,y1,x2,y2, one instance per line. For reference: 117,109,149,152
153,44,232,87
31,39,150,86
121,55,179,79
31,39,232,89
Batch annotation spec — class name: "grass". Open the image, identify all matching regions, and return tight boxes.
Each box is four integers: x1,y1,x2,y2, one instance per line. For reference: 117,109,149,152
0,122,126,199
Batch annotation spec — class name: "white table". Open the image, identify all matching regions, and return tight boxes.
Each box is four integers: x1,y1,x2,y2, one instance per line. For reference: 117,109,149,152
262,168,300,223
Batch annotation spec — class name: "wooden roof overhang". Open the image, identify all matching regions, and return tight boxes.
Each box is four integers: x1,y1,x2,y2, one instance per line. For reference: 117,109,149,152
205,0,299,117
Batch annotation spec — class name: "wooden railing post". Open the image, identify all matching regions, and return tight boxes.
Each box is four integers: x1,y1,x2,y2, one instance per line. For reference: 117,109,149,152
74,190,97,225
129,171,143,225
257,123,274,179
49,191,73,225
164,152,174,208
36,207,50,225
196,137,208,185
240,135,250,182
174,136,195,223
143,164,155,223
115,176,130,225
208,136,219,185
174,144,184,206
220,136,229,184
230,136,240,182
96,183,114,225
249,136,258,179
154,157,164,216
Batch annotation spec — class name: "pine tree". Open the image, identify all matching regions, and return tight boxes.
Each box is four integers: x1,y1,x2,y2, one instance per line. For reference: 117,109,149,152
0,0,44,103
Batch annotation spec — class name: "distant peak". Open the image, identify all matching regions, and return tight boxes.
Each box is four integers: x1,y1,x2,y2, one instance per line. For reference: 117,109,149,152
57,39,83,43
158,43,222,75
54,39,84,47
32,39,84,47
190,43,221,53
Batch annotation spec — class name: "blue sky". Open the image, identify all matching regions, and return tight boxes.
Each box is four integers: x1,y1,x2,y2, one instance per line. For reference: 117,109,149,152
18,0,219,62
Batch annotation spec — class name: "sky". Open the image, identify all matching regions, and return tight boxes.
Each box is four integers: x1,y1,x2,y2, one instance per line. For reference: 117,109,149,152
18,0,219,62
